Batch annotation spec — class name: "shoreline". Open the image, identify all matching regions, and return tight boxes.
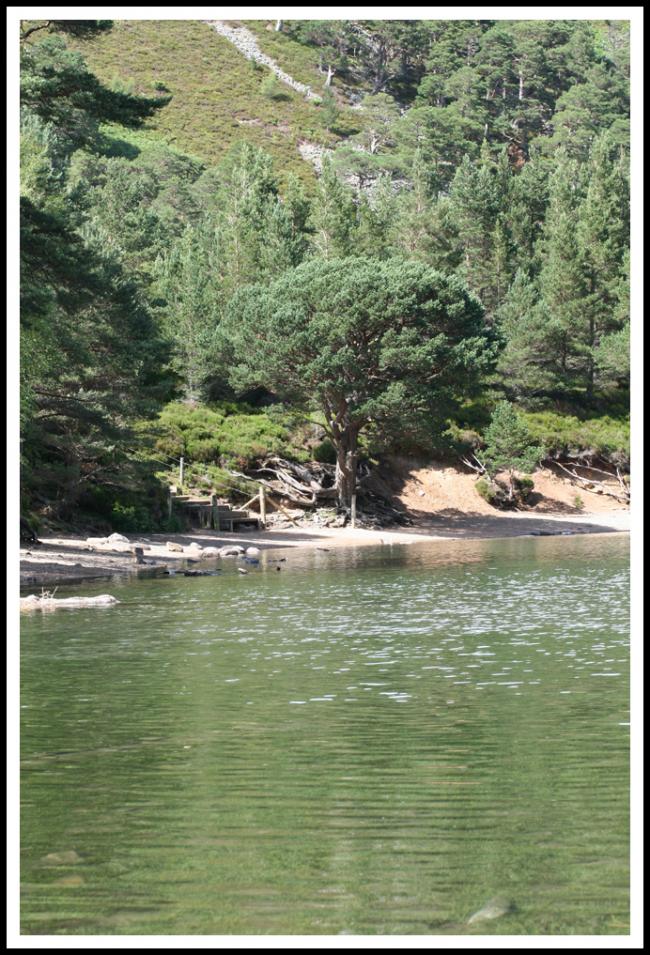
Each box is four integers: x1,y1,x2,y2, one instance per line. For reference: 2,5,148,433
20,509,630,590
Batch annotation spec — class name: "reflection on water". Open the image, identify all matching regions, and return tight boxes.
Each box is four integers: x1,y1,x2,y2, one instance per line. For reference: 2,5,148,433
20,534,630,935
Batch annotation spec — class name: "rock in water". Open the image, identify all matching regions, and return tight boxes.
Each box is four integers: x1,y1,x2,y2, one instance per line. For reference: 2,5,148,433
467,896,514,925
220,546,245,557
41,849,82,866
166,541,184,552
107,532,130,544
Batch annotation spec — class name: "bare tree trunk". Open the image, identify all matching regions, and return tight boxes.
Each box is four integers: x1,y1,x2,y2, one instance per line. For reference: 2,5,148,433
325,64,335,87
332,426,359,508
518,72,524,101
275,19,283,32
335,448,358,508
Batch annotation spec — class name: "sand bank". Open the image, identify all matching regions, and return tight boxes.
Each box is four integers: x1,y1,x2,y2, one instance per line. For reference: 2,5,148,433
19,509,629,589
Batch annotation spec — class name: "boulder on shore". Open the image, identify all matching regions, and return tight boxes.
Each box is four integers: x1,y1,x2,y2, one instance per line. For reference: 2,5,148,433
166,541,184,552
219,545,245,557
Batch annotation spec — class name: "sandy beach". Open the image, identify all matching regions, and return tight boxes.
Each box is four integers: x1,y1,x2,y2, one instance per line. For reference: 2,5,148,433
19,508,630,589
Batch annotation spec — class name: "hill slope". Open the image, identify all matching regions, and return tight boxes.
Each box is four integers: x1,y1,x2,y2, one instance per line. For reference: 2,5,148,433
65,19,364,186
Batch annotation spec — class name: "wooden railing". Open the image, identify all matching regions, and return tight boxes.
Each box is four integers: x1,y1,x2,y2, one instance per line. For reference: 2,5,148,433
168,487,266,531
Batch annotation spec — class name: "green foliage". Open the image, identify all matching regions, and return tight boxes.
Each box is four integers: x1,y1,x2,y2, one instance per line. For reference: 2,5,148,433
475,476,499,504
312,437,337,464
260,73,288,101
514,475,535,500
319,87,341,132
221,255,497,502
21,35,169,156
482,401,544,498
62,19,355,189
110,500,151,532
150,401,306,470
18,19,631,525
519,410,629,462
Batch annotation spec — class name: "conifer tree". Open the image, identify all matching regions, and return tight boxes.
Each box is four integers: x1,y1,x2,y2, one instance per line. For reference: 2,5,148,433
308,158,357,259
536,149,588,393
483,401,543,500
448,142,512,319
576,132,630,393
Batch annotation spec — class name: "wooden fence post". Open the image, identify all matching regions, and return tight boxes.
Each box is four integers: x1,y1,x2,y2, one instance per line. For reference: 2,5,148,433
259,485,267,527
211,494,220,532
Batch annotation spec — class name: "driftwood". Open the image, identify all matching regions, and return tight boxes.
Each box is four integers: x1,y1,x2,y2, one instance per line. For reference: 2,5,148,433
461,452,487,475
553,460,630,503
20,593,120,612
250,457,337,508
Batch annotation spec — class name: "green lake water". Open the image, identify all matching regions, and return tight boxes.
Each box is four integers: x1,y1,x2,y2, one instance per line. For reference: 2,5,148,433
20,533,630,936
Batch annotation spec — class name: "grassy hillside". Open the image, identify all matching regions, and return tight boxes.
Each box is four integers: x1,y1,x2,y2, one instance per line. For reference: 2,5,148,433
65,19,364,188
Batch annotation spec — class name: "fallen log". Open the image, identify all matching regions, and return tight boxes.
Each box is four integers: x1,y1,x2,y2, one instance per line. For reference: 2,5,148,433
20,593,120,612
553,460,630,503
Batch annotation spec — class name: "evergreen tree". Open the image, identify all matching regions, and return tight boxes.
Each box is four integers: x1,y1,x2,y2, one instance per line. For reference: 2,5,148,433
308,158,357,259
495,269,557,397
448,143,512,319
576,132,630,393
536,149,588,393
483,400,543,500
221,257,496,505
355,175,397,258
154,218,224,401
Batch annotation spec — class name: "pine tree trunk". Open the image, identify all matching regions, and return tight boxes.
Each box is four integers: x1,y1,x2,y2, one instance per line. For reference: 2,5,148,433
333,429,359,508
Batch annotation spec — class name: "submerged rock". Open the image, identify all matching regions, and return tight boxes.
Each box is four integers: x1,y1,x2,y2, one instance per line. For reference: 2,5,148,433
41,850,83,866
53,875,85,887
467,896,514,925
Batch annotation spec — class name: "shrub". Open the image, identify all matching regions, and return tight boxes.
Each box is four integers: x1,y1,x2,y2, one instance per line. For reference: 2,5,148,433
475,477,499,504
312,437,337,464
514,475,535,500
519,411,630,464
260,73,288,101
150,400,309,471
110,501,151,533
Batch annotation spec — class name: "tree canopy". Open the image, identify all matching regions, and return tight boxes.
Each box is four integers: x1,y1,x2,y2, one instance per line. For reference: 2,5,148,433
220,256,497,504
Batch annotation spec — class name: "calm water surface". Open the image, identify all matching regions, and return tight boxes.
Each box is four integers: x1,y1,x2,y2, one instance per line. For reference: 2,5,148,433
20,534,630,936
